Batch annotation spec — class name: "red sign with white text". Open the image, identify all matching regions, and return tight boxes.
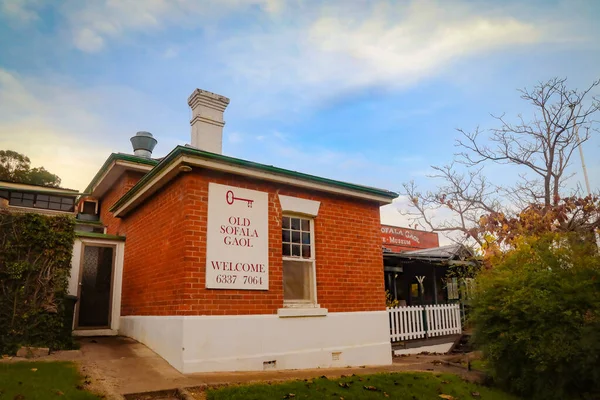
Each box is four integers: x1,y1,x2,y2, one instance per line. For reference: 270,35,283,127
381,225,439,253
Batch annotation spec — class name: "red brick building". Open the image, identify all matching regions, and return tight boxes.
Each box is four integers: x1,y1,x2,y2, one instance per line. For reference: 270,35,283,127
67,89,397,373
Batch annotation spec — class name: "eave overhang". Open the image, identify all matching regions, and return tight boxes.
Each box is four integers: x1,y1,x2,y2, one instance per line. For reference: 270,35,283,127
110,146,398,217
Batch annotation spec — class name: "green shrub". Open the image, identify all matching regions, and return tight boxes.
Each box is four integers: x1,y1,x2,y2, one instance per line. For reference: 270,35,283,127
0,211,76,354
470,234,600,400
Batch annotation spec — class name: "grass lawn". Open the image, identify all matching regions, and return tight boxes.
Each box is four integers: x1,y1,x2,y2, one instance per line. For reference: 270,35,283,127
0,361,100,399
207,372,518,400
469,359,488,372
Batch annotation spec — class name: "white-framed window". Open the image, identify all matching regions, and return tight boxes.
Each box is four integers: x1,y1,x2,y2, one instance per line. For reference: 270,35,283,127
447,277,459,300
282,215,316,306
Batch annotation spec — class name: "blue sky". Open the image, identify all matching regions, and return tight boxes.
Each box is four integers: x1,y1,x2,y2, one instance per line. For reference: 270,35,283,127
0,0,599,231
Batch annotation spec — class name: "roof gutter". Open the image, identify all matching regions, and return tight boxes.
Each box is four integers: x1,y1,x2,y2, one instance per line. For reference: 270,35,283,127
83,153,158,195
111,146,398,217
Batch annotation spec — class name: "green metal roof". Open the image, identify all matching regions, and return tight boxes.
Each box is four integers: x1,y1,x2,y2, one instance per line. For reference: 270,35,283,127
110,145,398,213
83,153,159,194
75,231,126,241
0,183,82,197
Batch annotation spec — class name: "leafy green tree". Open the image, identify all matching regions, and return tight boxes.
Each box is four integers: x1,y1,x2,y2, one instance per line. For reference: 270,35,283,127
0,150,61,187
470,233,600,400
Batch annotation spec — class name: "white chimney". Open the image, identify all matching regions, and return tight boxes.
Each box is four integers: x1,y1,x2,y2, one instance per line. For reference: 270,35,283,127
187,89,230,154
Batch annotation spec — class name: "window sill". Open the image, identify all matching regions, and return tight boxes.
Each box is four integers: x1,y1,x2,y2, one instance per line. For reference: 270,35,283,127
277,307,328,318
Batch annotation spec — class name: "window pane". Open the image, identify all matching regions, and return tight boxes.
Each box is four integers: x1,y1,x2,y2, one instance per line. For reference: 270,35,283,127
302,245,311,258
291,244,301,257
282,243,291,257
291,231,300,243
61,203,73,211
82,201,95,214
11,192,34,207
283,260,311,301
37,194,49,201
282,217,290,229
302,232,310,245
49,202,61,210
291,218,300,230
282,230,291,243
49,196,61,203
301,219,310,231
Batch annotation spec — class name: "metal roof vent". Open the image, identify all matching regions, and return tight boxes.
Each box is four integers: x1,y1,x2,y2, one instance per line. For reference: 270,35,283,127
130,131,157,158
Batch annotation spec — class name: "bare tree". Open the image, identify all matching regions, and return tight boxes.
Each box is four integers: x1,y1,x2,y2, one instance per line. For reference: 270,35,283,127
402,165,502,246
457,77,599,207
403,77,600,244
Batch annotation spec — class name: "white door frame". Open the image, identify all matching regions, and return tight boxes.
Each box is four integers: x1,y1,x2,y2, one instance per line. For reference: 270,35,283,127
69,238,125,334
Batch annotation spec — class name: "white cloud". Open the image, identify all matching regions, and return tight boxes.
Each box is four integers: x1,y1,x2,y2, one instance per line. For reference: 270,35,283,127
162,46,179,59
227,131,244,144
201,0,578,116
0,0,41,23
73,28,105,53
0,68,181,190
60,0,283,52
4,1,583,114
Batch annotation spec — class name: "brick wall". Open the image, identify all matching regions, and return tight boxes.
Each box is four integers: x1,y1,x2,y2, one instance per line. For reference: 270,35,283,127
119,176,188,315
100,171,145,236
118,168,386,316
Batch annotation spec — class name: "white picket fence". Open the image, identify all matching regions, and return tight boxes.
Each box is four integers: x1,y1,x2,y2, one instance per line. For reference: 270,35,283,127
387,304,462,342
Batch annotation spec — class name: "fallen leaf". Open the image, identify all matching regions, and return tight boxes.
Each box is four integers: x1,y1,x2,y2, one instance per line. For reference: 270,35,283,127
363,386,378,391
442,381,450,384
76,385,84,391
338,383,350,389
471,392,481,397
283,394,296,399
384,392,390,397
55,390,64,396
439,395,457,400
30,368,37,372
14,395,25,400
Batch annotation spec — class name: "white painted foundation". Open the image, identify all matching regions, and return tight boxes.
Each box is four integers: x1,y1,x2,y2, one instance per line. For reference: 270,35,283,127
393,342,454,356
120,311,392,373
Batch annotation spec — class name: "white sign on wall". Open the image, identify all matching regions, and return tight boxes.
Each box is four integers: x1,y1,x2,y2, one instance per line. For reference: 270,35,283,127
205,183,269,290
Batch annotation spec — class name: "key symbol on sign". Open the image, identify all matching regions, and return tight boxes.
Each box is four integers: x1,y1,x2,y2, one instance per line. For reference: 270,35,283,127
226,190,254,208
